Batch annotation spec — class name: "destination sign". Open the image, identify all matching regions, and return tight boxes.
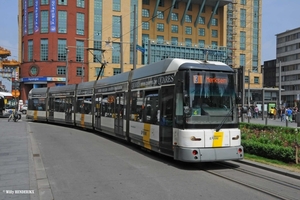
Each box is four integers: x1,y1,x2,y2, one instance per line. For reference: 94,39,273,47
193,75,228,84
131,74,174,89
50,92,74,97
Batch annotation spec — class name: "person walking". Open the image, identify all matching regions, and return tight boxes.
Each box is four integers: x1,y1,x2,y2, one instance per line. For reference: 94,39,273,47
254,106,259,118
273,107,277,120
286,107,293,122
280,107,286,122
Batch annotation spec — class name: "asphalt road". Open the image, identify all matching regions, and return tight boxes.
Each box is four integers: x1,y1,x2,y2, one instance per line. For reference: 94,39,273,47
26,120,300,200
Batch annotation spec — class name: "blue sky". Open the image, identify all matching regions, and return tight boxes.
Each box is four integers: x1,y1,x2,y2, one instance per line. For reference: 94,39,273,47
1,0,300,64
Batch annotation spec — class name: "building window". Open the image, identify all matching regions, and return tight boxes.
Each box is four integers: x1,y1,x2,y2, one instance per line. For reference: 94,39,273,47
157,35,164,44
76,40,84,62
171,37,178,45
113,68,121,75
157,23,164,32
58,0,67,5
142,0,149,5
113,0,121,11
171,13,178,21
157,11,164,19
112,42,120,63
171,25,178,33
76,67,83,76
40,39,48,61
28,40,33,61
185,26,192,35
240,54,246,66
173,2,179,9
112,16,121,38
211,18,218,26
77,0,85,8
41,11,49,33
198,16,205,24
212,30,218,38
185,15,192,23
185,38,192,47
142,9,150,17
142,22,149,30
198,40,205,48
93,40,102,62
158,0,164,7
241,0,246,5
95,67,104,77
57,66,66,75
58,39,67,61
240,31,246,50
245,76,249,83
254,77,259,84
211,41,218,48
198,28,205,36
41,0,49,5
240,9,246,28
58,11,67,33
76,13,84,35
28,12,33,34
28,0,33,7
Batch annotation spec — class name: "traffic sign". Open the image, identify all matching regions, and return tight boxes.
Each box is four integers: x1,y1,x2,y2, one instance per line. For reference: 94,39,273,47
12,90,20,97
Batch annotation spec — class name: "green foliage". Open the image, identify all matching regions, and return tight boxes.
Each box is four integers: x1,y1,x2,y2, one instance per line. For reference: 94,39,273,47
240,123,300,163
242,140,295,163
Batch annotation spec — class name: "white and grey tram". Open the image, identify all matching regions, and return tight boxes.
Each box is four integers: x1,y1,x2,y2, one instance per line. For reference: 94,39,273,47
27,58,243,162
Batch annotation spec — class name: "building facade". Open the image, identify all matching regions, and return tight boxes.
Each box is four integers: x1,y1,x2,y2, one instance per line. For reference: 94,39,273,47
18,0,262,103
276,27,300,107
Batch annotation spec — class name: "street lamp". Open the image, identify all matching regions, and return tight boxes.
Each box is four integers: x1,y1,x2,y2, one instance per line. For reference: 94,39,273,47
248,69,250,108
65,47,69,85
81,58,84,83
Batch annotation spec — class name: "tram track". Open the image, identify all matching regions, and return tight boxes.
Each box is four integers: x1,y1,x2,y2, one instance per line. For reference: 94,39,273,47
201,162,300,200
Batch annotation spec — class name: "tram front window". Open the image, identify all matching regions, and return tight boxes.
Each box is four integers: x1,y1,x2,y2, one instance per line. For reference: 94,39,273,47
182,71,236,124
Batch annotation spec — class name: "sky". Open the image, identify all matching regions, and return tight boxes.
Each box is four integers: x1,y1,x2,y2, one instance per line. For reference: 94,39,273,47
1,0,300,64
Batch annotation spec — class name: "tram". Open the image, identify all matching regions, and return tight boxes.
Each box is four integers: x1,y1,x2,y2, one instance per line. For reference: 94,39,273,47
27,58,243,162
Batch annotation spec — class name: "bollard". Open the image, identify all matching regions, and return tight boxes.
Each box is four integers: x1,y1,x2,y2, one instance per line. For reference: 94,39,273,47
286,119,288,127
265,115,267,125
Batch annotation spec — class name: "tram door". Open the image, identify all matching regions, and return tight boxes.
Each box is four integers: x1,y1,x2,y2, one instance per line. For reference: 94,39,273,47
94,94,101,129
159,86,174,156
65,97,72,123
48,97,54,121
114,92,125,137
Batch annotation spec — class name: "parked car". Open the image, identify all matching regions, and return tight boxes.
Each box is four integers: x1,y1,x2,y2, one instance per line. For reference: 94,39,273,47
20,104,28,114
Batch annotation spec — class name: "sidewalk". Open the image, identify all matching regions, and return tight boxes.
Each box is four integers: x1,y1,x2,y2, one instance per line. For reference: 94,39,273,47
240,115,299,128
0,117,38,200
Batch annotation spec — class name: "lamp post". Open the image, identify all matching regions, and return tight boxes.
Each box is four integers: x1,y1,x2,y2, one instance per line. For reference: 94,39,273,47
65,47,69,85
262,66,264,120
81,58,84,83
248,69,250,108
279,61,282,108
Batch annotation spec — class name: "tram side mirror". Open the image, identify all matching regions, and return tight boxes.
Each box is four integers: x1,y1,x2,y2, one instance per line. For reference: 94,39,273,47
183,90,189,105
184,106,192,118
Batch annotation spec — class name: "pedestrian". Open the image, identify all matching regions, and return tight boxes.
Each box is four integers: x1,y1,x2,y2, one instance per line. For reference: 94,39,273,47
280,107,286,122
286,107,292,122
254,106,259,118
273,107,277,120
247,108,252,119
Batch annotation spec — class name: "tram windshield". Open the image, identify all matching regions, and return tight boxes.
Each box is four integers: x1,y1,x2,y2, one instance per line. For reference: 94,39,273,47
179,71,236,124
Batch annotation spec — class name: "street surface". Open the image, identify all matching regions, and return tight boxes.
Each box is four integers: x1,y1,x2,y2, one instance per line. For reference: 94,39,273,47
1,117,300,200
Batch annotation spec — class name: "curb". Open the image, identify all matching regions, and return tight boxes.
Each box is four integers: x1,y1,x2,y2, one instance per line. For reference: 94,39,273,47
235,159,300,180
28,124,54,200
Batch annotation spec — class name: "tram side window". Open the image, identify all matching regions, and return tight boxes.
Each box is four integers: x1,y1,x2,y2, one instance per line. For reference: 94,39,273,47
54,98,65,112
130,91,143,121
101,95,115,118
143,90,159,124
31,98,46,111
76,97,92,114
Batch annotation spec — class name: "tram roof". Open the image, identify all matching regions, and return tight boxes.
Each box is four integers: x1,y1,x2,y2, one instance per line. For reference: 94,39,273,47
48,84,77,93
29,87,48,95
77,80,96,90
